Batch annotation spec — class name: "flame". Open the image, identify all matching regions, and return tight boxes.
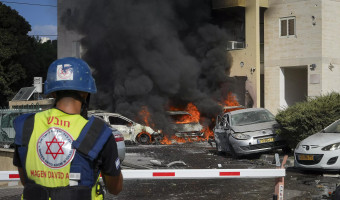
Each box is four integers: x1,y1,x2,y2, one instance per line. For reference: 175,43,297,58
160,135,198,145
222,92,240,106
169,103,200,124
147,92,241,144
138,106,154,128
221,92,242,113
202,126,214,140
160,135,172,145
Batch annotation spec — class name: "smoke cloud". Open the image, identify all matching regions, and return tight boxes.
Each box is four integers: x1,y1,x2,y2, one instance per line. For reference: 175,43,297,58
61,0,233,132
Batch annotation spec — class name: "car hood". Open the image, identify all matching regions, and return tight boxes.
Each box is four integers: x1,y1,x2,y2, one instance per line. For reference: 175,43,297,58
230,121,277,133
300,133,340,146
134,124,156,134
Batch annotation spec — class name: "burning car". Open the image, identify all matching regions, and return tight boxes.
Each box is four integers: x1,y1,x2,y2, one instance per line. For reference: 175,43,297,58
214,108,286,158
89,111,162,145
167,111,204,138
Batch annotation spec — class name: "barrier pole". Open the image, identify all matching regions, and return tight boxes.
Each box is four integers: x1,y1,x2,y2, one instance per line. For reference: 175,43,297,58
274,155,288,200
0,168,285,181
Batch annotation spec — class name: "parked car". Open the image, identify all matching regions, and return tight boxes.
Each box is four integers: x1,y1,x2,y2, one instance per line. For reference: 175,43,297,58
111,127,126,162
214,108,286,158
0,108,41,147
167,111,204,138
89,111,162,145
294,119,340,171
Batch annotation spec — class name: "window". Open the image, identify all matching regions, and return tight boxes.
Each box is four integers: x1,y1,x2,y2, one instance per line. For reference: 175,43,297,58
109,116,131,126
280,17,295,37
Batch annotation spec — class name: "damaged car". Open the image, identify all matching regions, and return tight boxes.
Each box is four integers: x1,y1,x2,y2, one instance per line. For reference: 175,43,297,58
214,108,287,158
294,119,340,171
167,111,204,138
89,111,162,145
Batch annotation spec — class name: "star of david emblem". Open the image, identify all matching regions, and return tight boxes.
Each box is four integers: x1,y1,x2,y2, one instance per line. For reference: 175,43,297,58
45,136,65,160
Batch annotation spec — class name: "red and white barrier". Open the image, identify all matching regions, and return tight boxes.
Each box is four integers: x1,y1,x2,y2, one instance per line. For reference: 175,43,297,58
122,169,285,179
0,168,285,181
0,171,20,181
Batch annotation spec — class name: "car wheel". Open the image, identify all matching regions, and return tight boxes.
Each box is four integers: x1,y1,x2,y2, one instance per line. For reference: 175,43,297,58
215,142,223,155
137,132,151,145
229,144,239,159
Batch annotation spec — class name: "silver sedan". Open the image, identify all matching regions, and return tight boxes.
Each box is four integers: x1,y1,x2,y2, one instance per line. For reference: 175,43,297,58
214,108,286,158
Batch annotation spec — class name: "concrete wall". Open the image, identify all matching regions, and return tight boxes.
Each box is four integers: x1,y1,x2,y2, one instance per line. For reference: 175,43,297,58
0,149,16,171
264,0,323,114
321,0,340,94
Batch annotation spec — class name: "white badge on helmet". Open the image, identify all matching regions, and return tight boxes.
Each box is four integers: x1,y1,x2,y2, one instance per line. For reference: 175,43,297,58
57,64,73,81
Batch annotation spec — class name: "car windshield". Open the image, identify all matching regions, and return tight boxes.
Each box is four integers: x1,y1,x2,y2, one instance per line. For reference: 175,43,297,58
230,110,275,126
323,120,340,133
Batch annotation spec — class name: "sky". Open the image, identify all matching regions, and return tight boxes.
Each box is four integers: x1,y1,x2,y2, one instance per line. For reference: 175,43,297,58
1,0,57,40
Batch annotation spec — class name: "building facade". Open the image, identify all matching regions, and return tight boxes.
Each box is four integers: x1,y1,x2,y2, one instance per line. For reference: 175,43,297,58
264,0,340,114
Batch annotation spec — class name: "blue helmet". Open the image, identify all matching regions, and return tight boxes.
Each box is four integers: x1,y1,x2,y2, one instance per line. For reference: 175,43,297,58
44,57,97,95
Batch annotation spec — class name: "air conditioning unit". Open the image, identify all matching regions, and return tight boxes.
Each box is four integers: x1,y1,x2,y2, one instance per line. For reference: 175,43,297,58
226,41,245,50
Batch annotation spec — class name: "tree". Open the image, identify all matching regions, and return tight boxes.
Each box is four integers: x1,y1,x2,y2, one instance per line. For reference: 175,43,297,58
0,3,57,107
19,38,57,88
0,2,31,106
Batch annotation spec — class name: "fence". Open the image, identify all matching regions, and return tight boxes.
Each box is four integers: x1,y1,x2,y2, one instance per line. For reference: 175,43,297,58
0,106,42,146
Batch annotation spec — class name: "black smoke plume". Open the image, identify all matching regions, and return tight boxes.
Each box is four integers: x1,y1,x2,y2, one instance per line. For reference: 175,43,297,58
61,0,233,133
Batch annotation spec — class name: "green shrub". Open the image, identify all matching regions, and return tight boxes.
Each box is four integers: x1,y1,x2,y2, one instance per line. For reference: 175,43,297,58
275,92,340,148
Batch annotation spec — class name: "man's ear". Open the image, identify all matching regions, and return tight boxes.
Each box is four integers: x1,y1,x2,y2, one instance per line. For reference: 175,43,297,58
50,92,56,98
80,92,89,100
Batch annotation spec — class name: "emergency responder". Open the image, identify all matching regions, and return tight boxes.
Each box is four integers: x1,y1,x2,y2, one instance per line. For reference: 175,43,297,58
13,57,123,200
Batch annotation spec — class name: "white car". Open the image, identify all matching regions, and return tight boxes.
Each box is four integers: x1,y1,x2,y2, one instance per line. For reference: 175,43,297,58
89,111,162,145
295,119,340,171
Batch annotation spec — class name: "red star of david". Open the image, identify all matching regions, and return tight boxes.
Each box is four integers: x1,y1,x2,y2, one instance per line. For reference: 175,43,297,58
46,136,65,160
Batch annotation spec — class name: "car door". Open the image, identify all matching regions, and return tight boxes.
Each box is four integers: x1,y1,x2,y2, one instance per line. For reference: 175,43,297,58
214,115,228,152
108,115,134,141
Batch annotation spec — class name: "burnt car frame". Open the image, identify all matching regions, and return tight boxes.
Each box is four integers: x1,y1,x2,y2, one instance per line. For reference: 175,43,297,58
167,111,204,138
214,108,286,158
89,111,162,145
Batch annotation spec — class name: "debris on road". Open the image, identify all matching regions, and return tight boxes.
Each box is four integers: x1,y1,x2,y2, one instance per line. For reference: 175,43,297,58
167,161,186,167
149,160,187,168
150,160,164,167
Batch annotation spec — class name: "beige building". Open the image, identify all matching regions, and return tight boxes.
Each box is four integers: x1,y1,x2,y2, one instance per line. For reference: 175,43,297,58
212,0,268,108
213,0,340,114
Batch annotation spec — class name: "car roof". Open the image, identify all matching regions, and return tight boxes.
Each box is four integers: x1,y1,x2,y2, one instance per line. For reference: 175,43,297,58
89,110,128,118
167,111,191,115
